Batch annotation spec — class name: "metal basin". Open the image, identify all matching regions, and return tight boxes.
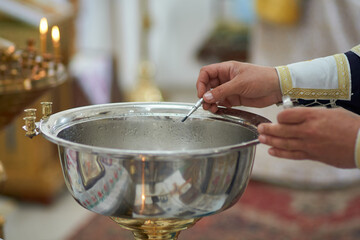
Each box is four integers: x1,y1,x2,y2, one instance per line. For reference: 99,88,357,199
40,102,270,219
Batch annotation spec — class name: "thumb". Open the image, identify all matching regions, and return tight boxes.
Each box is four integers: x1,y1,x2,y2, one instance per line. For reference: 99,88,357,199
203,81,237,103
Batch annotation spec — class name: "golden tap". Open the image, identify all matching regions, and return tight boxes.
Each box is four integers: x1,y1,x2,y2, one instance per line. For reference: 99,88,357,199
24,108,37,117
41,102,52,120
23,116,37,138
23,102,52,138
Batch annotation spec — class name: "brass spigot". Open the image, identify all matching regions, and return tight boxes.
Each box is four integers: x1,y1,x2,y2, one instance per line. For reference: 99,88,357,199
23,102,52,138
23,116,37,138
41,102,52,120
24,108,37,117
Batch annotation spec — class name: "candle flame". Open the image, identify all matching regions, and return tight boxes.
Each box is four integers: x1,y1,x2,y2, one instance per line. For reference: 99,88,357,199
51,26,60,42
39,17,48,34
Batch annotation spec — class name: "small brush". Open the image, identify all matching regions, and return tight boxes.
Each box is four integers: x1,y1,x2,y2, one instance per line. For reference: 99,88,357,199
181,98,204,122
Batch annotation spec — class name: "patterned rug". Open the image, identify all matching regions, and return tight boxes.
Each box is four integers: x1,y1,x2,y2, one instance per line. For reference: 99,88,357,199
66,180,360,240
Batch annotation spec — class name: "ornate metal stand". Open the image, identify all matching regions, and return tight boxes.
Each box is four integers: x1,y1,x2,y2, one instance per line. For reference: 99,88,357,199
0,41,66,130
111,217,199,240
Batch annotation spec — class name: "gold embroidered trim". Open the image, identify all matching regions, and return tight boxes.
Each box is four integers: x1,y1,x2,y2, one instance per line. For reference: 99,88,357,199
355,129,360,169
351,44,360,58
276,66,292,96
276,54,350,100
333,53,350,99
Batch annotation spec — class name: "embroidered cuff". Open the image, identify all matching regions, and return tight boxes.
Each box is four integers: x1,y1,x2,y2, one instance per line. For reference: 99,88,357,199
276,54,351,100
355,129,360,169
351,44,360,58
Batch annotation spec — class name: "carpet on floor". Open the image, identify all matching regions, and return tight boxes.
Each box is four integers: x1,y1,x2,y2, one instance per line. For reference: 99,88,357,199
66,180,360,240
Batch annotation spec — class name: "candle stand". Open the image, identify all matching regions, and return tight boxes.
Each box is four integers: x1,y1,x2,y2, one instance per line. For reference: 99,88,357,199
0,37,66,238
0,43,66,129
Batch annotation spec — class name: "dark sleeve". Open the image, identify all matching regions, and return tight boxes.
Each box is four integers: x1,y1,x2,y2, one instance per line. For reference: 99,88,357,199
297,51,360,115
335,51,360,114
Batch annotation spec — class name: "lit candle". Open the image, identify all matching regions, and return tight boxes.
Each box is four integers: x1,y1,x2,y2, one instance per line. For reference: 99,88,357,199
39,17,48,55
51,26,60,60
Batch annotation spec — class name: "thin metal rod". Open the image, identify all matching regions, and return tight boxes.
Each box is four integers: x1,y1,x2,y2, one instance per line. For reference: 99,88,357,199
181,98,204,122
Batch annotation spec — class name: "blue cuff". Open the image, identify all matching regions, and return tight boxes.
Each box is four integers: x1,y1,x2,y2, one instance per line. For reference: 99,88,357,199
336,51,360,114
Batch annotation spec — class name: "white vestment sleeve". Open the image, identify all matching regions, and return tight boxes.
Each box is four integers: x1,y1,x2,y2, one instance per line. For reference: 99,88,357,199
276,44,360,169
276,54,351,100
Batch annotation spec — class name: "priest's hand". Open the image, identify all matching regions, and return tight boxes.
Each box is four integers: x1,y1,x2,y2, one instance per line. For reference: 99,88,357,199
196,61,282,113
258,107,360,168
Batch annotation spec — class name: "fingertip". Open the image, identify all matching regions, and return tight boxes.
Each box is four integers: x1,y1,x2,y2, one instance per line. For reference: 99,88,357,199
257,123,271,134
203,91,214,102
202,102,210,110
258,135,266,143
268,148,276,156
197,92,204,99
196,86,206,99
209,104,218,113
257,124,264,133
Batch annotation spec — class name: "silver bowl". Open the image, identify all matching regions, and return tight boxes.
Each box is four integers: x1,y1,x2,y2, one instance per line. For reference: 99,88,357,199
37,102,270,239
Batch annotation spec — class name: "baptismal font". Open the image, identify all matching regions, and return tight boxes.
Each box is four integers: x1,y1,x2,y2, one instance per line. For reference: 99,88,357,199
23,100,270,239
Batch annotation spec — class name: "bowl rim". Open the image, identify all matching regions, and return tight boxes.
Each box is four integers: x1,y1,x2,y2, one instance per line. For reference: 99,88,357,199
39,102,271,157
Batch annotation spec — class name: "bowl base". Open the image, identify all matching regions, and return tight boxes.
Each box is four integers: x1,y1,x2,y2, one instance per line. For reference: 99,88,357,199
110,217,200,240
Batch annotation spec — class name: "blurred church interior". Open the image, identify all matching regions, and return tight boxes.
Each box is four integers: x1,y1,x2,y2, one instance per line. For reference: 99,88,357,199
1,0,360,239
